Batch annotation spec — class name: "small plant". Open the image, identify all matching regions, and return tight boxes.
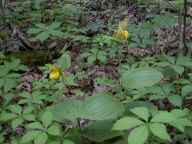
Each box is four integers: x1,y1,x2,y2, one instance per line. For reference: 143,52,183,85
0,58,26,94
27,22,64,42
0,105,35,130
21,110,61,144
19,91,48,107
82,48,107,64
113,107,192,144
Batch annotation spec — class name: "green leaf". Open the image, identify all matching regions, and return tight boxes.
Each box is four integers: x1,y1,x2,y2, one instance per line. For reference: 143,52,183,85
113,117,144,130
170,65,184,75
50,30,64,37
97,51,107,63
122,68,163,89
168,95,183,107
27,28,42,34
57,52,71,71
150,123,171,141
9,105,22,114
126,101,158,116
4,78,19,92
41,110,53,128
151,111,175,123
51,100,83,121
47,124,60,136
169,109,192,131
35,32,49,42
11,117,24,129
51,94,124,121
84,94,124,120
170,118,192,132
63,139,74,144
35,23,46,29
23,114,36,121
152,15,177,28
21,131,39,143
87,56,96,64
0,111,16,121
34,133,48,144
0,67,9,77
48,22,61,30
171,109,188,118
181,85,192,97
176,56,192,67
64,74,76,86
27,122,44,130
128,125,148,144
83,120,122,142
164,55,175,64
130,107,149,121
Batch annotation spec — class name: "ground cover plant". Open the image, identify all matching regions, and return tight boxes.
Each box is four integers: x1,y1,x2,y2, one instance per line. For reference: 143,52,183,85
0,0,192,144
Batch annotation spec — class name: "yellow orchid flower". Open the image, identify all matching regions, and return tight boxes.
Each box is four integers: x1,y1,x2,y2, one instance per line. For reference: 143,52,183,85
113,16,129,40
114,30,129,40
49,65,61,80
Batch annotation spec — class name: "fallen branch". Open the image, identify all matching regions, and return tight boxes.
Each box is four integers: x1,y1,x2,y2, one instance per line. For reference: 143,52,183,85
8,23,34,50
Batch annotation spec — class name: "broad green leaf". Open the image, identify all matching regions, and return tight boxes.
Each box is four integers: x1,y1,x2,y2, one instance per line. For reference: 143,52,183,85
64,74,76,86
51,100,84,121
151,111,175,123
152,15,177,28
27,28,42,34
0,111,16,121
170,65,184,75
171,109,189,118
41,110,53,128
23,114,36,121
23,106,34,114
51,94,124,121
83,120,122,142
9,105,22,114
48,22,61,29
47,124,60,136
87,56,96,64
84,94,124,120
113,117,144,130
130,107,149,121
35,23,46,29
57,52,71,71
169,110,192,131
122,68,163,89
181,85,192,97
50,30,64,37
4,78,19,92
34,133,48,144
168,95,182,107
126,101,158,116
150,123,171,141
164,55,175,64
35,32,49,42
11,117,24,129
27,122,44,130
97,51,107,63
170,118,192,132
63,139,74,144
21,131,40,143
128,125,148,144
175,0,184,8
176,55,192,67
0,66,9,76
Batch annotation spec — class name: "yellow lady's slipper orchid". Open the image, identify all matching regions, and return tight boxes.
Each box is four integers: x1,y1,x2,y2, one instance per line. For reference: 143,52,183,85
49,65,61,80
114,30,129,40
113,16,129,40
